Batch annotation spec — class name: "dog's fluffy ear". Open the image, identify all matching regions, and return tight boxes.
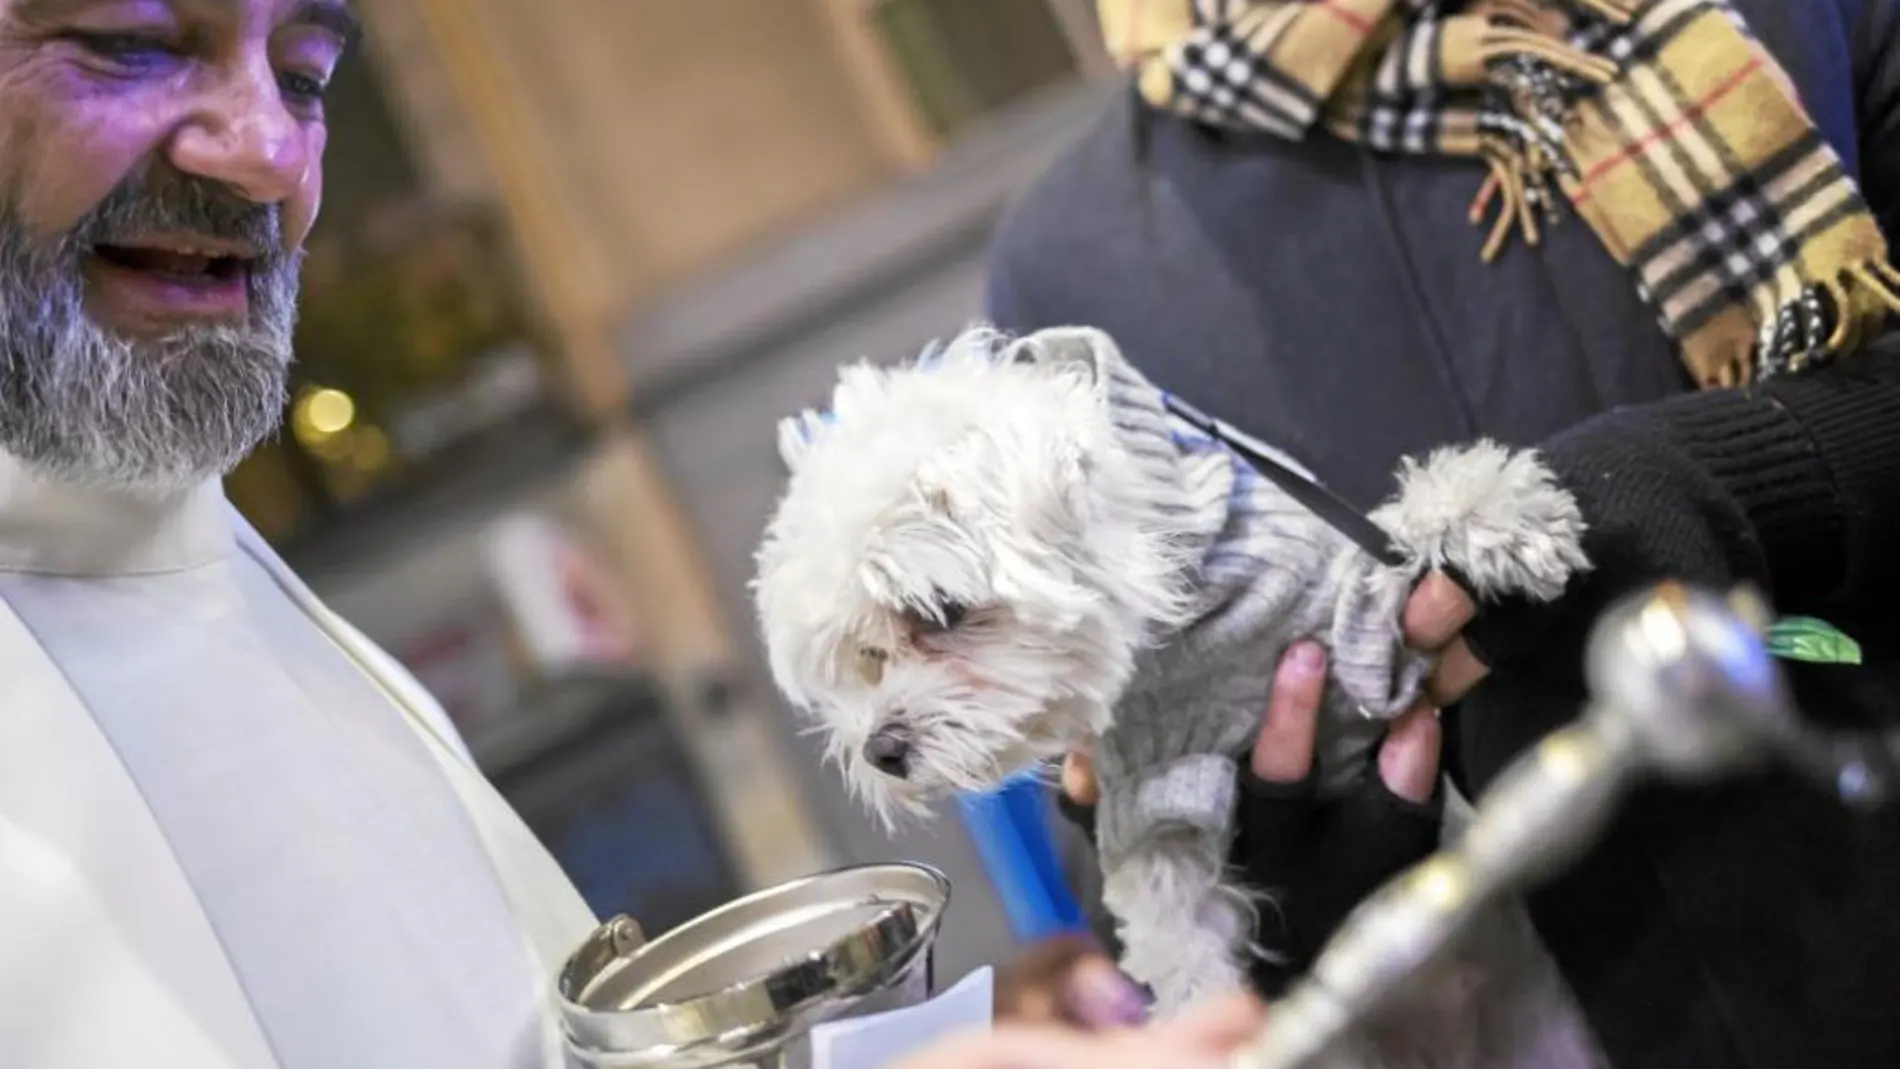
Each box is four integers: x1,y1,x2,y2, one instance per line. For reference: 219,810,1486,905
776,409,831,472
1006,326,1117,389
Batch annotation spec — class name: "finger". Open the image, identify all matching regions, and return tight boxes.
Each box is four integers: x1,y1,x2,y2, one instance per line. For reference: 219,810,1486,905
1251,641,1328,783
1425,636,1490,707
1061,751,1099,807
1402,572,1477,652
1376,701,1444,805
1234,645,1327,877
1057,957,1149,1029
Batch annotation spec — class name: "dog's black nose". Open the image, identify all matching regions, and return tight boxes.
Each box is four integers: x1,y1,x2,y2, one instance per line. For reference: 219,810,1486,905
863,729,912,779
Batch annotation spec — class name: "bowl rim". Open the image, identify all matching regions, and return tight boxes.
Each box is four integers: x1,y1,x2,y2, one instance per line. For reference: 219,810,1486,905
556,860,953,1061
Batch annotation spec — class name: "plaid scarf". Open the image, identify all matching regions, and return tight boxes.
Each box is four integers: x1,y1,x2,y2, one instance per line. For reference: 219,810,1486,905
1098,0,1900,386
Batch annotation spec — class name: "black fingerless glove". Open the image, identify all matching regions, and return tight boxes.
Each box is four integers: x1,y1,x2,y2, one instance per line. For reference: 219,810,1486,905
1231,754,1441,996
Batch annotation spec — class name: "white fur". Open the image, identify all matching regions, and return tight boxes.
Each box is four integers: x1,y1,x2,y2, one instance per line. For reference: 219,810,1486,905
1103,827,1260,1006
1374,442,1590,602
753,326,1599,1064
754,326,1199,827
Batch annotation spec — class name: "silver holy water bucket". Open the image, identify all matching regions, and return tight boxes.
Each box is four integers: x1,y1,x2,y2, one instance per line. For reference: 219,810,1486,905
556,862,954,1069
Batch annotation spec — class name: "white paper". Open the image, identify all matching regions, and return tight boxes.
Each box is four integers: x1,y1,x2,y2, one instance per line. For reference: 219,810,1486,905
809,966,994,1069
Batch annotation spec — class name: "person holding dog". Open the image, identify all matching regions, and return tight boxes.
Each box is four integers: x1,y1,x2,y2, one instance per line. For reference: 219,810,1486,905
971,319,1900,1067
982,0,1900,1065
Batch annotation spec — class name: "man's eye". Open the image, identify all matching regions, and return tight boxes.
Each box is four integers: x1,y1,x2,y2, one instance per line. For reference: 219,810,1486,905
279,71,330,106
70,32,178,67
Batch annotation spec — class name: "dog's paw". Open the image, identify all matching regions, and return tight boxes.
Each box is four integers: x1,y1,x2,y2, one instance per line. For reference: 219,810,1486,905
1374,441,1589,603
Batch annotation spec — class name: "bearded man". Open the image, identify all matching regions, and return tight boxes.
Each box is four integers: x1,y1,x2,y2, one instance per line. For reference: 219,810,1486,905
0,1,597,1065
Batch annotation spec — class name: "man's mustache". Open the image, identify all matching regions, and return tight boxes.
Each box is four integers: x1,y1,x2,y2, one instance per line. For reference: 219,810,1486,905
63,173,286,265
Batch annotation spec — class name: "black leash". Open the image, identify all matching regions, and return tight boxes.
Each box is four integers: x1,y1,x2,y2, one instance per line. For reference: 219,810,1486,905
1161,393,1409,569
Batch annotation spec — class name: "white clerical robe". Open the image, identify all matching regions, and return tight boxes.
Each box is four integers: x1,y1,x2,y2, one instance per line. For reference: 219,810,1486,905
0,453,599,1068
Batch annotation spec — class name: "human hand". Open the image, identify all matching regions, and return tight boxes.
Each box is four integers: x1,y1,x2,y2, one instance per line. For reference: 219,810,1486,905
1060,571,1479,993
896,993,1267,1069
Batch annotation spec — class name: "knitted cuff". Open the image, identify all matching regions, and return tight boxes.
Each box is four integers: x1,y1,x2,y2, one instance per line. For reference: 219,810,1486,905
1095,753,1238,861
1653,386,1846,604
1753,355,1900,603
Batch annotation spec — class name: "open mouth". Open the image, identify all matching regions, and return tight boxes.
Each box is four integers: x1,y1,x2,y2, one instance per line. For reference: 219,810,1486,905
92,243,253,284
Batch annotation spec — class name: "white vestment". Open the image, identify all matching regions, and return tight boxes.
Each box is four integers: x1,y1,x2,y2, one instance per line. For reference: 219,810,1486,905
0,454,599,1068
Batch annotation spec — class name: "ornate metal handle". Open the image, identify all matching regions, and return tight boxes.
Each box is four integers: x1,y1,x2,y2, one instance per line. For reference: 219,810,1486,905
1232,581,1897,1069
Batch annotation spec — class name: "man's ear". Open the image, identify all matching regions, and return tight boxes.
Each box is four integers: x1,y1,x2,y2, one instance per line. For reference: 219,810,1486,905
776,409,831,472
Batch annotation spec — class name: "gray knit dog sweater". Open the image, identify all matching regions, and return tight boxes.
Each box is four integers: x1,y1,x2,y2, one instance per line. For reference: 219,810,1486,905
1090,351,1431,868
1023,322,1593,1033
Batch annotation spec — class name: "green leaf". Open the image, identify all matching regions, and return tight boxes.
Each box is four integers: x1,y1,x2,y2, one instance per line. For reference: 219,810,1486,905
1766,616,1863,666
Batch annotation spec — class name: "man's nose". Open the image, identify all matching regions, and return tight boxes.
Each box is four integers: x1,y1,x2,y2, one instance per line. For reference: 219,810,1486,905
863,725,912,779
166,57,310,206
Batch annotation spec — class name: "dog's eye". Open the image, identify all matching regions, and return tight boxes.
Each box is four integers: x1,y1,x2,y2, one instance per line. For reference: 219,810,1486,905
911,595,969,633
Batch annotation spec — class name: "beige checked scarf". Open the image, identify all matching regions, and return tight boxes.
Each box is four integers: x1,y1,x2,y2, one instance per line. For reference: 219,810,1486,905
1099,0,1900,386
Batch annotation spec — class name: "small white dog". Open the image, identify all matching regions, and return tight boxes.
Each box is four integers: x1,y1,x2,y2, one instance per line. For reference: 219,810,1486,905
752,325,1590,1023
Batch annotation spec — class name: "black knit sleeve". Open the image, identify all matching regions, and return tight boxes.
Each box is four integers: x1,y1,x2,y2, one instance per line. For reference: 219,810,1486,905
1464,333,1900,680
1743,341,1900,604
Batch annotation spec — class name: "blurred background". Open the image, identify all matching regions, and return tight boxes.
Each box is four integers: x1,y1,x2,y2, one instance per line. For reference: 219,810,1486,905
226,0,1118,985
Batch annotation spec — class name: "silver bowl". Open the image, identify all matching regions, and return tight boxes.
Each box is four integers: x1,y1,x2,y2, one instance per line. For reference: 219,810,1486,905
558,862,953,1068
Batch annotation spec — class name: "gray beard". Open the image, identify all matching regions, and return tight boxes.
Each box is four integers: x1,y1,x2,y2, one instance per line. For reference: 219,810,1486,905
0,179,302,498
